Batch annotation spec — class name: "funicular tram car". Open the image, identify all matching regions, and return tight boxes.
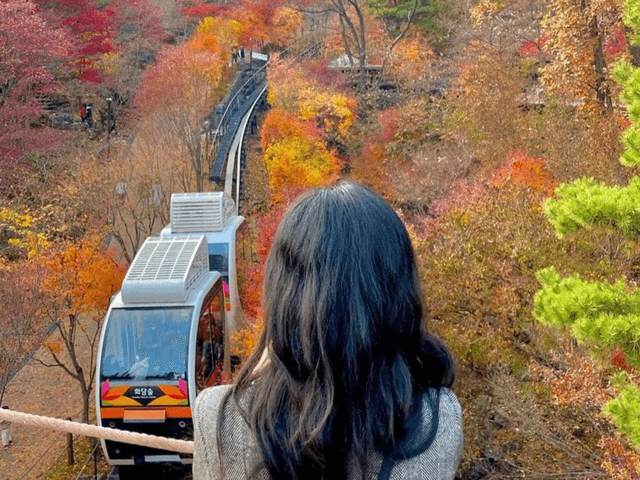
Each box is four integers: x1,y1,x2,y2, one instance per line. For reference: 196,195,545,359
96,192,245,470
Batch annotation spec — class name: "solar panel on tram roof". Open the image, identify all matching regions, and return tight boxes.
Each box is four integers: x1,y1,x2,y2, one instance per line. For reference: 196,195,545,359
170,192,235,234
121,235,209,304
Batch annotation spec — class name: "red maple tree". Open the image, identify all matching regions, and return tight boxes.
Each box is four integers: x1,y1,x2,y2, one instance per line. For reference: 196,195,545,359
0,0,71,190
35,0,118,84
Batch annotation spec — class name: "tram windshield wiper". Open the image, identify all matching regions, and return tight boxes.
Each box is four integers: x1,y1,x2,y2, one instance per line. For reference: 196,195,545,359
146,372,182,380
103,373,133,380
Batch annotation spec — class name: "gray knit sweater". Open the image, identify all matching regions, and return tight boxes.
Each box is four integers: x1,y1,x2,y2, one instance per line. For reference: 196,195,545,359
192,385,463,479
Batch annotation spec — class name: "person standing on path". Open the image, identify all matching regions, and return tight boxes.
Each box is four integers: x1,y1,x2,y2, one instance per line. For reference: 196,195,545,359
1,406,12,450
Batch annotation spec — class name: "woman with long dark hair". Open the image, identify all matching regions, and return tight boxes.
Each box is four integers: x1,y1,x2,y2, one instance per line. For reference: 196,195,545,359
193,181,462,479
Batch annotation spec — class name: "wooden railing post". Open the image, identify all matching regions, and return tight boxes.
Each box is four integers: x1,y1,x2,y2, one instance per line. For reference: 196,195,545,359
67,416,74,465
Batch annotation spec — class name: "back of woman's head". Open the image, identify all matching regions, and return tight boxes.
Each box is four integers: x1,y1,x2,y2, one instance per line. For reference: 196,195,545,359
235,181,454,479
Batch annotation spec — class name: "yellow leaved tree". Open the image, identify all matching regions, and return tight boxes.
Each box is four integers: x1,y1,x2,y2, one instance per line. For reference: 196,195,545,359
40,239,125,423
264,137,340,195
267,60,357,145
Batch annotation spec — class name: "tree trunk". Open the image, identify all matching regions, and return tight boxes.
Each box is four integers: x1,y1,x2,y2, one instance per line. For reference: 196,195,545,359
586,2,612,112
354,1,367,92
66,313,91,424
626,27,640,67
193,131,203,192
80,380,90,424
592,22,612,112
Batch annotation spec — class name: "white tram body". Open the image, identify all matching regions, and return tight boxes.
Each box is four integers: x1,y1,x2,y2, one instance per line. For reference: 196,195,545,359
161,191,246,366
96,192,245,467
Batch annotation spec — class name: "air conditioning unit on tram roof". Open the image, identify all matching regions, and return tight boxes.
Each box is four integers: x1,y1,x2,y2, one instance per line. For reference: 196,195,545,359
169,192,235,234
121,235,209,304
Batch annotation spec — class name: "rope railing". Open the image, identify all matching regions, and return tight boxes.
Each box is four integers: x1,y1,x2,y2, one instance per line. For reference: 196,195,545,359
0,409,194,454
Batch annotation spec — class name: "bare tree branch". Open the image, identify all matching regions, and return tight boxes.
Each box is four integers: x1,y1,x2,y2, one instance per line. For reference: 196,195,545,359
381,0,419,75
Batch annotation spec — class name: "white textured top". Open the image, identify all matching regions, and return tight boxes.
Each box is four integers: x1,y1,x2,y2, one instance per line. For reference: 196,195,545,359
170,192,235,233
121,235,208,304
192,385,463,479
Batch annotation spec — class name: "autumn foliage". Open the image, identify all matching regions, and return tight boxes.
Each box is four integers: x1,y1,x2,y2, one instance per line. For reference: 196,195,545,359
267,59,357,144
0,263,47,404
540,0,624,113
0,0,174,200
260,110,322,151
0,208,49,263
40,239,126,423
130,14,237,194
256,59,355,199
44,0,118,83
182,0,301,50
518,34,548,58
491,150,557,195
264,137,340,194
0,0,69,182
233,189,303,359
384,33,434,92
41,240,125,323
135,43,224,114
350,138,393,199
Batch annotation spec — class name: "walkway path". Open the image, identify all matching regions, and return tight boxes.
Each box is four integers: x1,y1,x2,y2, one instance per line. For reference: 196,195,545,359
0,326,94,479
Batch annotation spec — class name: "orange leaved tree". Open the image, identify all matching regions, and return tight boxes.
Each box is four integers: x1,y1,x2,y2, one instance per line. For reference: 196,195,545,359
233,187,304,360
260,109,322,152
491,150,558,196
184,0,302,52
39,239,125,423
134,42,225,192
540,0,624,114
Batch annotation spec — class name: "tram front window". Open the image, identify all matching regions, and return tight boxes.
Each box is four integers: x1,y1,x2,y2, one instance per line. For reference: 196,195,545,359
101,307,193,382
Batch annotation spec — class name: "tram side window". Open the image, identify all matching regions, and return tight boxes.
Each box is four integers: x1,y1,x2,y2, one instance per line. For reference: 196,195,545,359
208,243,228,277
235,222,251,303
210,289,224,369
236,221,250,268
195,286,225,393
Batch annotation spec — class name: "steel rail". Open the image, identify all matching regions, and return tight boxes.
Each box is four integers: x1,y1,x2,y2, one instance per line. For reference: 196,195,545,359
218,42,321,211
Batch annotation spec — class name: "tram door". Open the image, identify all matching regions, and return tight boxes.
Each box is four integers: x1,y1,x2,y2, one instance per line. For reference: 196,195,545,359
195,283,225,394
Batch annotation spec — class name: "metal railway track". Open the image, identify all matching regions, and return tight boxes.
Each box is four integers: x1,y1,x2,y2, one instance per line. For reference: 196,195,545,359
209,42,322,213
224,83,268,215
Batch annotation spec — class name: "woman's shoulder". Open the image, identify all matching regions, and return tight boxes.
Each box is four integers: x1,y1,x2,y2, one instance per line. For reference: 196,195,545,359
382,387,462,479
435,387,462,421
420,387,462,439
196,385,233,407
434,387,463,448
193,385,233,432
193,384,262,480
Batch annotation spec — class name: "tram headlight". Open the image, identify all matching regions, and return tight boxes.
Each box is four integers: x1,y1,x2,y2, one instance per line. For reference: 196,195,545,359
178,421,186,428
109,421,116,428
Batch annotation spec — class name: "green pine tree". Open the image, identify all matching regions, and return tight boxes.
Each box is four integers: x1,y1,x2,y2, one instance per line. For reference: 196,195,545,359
368,0,444,35
534,0,640,447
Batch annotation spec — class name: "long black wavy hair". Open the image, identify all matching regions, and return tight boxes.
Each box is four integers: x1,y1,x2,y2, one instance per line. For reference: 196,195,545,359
232,181,454,479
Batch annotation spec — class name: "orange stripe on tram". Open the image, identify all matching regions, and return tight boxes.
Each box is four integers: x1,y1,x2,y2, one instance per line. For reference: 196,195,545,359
166,407,192,418
101,408,125,419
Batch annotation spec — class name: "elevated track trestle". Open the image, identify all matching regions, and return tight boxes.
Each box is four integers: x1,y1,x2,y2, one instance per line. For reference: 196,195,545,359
207,43,322,213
